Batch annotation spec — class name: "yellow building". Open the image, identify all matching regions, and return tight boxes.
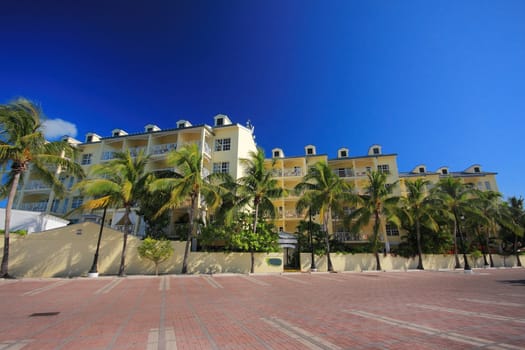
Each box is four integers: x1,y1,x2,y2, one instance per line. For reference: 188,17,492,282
10,114,257,236
265,145,498,250
8,114,498,248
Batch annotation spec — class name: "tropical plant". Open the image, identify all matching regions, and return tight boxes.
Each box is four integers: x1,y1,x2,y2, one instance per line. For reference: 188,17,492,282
0,98,84,278
73,149,151,276
347,170,399,271
504,196,525,267
470,191,513,267
296,161,357,272
431,177,478,270
237,147,285,273
398,179,438,270
149,143,222,274
137,237,174,275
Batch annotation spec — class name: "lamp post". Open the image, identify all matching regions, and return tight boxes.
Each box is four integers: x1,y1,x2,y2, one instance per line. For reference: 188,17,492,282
88,207,107,278
309,208,317,272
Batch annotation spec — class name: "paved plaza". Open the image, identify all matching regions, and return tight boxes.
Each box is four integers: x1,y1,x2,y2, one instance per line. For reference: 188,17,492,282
0,268,524,349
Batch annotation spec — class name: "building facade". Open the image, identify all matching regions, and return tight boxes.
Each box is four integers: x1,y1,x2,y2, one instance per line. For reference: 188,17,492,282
8,114,257,235
265,144,498,249
6,114,498,247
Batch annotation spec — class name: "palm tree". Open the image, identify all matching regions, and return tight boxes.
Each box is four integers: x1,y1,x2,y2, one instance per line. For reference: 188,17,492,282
398,178,438,270
237,147,285,273
149,143,222,274
506,196,525,267
431,177,478,271
347,170,399,271
296,161,356,272
74,149,151,277
472,191,512,267
0,98,84,278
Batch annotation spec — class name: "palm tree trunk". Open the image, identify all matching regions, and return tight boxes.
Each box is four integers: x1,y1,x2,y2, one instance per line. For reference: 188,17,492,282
454,212,470,271
416,221,424,270
118,207,132,277
1,172,21,278
453,222,461,269
373,212,382,271
250,202,259,274
479,231,489,267
181,199,196,274
514,234,522,267
324,212,333,272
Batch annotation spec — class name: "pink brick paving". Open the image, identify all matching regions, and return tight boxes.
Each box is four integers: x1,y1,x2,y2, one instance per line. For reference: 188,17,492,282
0,269,524,349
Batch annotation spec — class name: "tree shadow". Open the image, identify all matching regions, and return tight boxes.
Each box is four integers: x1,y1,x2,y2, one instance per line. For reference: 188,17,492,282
498,279,525,286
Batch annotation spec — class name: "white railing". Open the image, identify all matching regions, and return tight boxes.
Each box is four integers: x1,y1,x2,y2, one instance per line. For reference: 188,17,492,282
25,181,50,191
20,202,48,212
151,143,177,155
129,147,147,157
333,232,368,242
283,168,303,177
335,168,355,178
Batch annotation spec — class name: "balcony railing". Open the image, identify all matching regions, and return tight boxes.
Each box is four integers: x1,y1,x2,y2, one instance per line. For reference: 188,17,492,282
129,146,147,158
25,181,50,191
334,168,355,178
283,168,303,177
151,143,177,155
333,232,368,242
19,202,48,212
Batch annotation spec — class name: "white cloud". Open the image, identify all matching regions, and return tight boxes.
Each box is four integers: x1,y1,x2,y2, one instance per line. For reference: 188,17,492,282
41,118,78,140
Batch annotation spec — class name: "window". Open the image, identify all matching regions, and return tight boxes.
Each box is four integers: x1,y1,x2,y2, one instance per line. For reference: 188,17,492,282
214,138,231,151
386,224,399,236
81,153,93,165
485,181,491,190
71,196,84,209
147,127,153,132
419,167,425,173
216,117,224,126
178,122,186,128
213,162,230,174
340,150,347,157
373,147,380,155
377,164,390,174
474,167,480,173
306,147,314,155
442,169,448,175
273,150,280,157
366,166,372,173
86,135,93,142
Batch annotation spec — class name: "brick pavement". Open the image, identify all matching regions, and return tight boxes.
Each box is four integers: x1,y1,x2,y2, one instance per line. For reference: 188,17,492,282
0,268,524,349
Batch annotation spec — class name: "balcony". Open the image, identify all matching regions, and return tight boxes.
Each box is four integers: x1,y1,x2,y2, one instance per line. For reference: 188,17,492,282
335,168,355,178
24,181,50,191
19,202,48,212
333,232,368,242
129,146,147,158
283,168,303,177
151,143,177,155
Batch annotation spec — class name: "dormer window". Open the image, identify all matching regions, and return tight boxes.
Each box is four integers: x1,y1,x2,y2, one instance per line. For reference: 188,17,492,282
216,117,224,126
373,147,380,155
274,150,280,157
442,169,448,175
474,167,480,173
87,135,93,142
306,148,314,155
340,150,347,157
112,131,119,137
419,167,425,173
178,122,186,128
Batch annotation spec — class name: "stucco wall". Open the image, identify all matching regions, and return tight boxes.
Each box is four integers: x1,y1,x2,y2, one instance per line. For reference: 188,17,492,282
300,252,521,272
1,222,284,278
1,222,520,278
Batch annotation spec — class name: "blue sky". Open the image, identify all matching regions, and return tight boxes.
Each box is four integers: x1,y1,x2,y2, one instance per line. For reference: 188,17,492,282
1,0,524,199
